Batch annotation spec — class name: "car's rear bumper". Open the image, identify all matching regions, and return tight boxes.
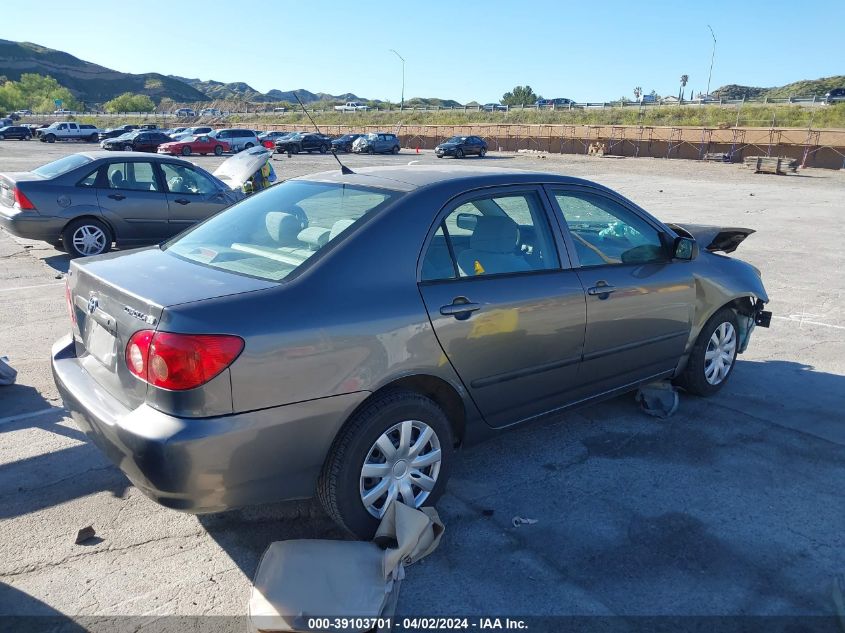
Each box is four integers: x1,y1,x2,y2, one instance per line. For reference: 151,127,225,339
0,208,65,241
51,335,370,513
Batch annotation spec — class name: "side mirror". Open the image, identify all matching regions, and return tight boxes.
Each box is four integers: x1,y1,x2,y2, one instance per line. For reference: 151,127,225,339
673,236,698,260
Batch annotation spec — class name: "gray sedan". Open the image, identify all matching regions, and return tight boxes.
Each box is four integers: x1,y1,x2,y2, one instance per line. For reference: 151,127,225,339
0,151,244,257
52,166,771,538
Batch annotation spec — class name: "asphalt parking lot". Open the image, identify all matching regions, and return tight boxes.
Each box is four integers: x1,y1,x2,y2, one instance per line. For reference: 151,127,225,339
1,140,844,623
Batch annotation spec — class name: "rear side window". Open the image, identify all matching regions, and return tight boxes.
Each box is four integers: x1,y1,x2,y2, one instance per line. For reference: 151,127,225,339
166,180,402,281
33,154,93,178
105,162,160,192
421,191,560,280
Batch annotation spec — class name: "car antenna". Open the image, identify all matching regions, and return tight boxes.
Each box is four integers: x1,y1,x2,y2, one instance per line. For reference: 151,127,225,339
293,92,354,175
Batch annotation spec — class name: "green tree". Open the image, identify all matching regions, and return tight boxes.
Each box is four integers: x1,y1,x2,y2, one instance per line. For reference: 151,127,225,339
103,92,156,113
0,74,80,112
502,85,539,107
679,74,689,101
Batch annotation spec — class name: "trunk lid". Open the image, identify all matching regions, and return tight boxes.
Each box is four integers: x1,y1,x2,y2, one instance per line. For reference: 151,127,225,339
68,246,277,409
0,172,43,210
667,223,755,254
212,146,273,189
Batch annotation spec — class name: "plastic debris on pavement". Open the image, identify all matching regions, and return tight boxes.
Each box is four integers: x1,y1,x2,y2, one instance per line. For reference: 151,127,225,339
635,380,680,419
512,516,539,527
0,356,17,386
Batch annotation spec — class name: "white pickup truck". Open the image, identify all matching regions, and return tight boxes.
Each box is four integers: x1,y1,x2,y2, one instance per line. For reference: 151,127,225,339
334,102,370,112
37,122,101,143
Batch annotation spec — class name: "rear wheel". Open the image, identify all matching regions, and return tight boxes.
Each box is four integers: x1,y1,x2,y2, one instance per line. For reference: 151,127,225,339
181,146,191,156
392,145,400,154
320,144,328,154
368,146,375,155
479,147,487,157
318,389,453,539
24,135,32,141
89,133,98,142
123,144,133,152
62,218,112,258
214,145,224,156
244,142,254,149
0,134,5,140
675,307,739,396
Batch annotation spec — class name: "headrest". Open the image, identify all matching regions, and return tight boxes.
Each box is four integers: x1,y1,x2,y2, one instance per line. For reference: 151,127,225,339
297,226,331,250
470,216,519,253
329,218,357,241
265,212,301,244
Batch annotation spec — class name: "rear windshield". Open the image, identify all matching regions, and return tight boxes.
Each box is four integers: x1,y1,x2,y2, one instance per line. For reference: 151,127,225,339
32,154,93,178
165,180,402,281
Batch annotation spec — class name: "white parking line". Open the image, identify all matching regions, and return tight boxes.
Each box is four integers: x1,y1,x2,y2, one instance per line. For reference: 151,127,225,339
772,315,845,331
0,407,66,427
0,282,64,293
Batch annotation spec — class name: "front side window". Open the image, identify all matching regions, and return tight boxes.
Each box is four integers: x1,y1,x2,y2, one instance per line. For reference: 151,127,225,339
553,190,667,267
166,180,402,281
161,163,218,195
421,191,560,280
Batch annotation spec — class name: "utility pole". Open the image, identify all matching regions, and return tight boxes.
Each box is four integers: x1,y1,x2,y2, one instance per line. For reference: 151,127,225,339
706,25,716,98
389,49,405,110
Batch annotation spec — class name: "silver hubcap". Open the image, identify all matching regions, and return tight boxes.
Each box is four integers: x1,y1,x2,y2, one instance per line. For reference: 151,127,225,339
359,420,442,519
72,225,107,256
704,322,737,385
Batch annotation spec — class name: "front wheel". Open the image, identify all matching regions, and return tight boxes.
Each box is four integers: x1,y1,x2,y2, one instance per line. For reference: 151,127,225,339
244,142,254,149
455,148,464,159
181,146,191,156
123,144,133,152
45,134,56,143
392,145,400,154
479,147,487,157
62,218,113,258
319,144,328,154
317,389,453,539
0,134,5,140
89,133,98,142
675,307,739,396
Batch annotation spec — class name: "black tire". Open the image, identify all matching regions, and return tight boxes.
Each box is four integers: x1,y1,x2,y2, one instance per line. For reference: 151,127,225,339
392,145,400,154
181,146,191,156
437,154,444,158
62,218,113,258
89,133,98,142
245,142,254,149
455,148,464,159
293,144,301,154
45,134,56,143
479,147,487,157
675,307,739,397
368,146,375,155
0,134,5,140
319,144,328,154
123,144,133,152
317,389,454,539
214,145,224,156
24,135,32,141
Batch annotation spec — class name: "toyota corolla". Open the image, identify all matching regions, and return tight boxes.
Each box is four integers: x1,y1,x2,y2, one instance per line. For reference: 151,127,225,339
52,166,771,538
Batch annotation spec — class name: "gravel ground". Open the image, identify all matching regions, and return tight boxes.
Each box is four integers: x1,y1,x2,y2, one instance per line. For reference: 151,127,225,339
1,141,843,625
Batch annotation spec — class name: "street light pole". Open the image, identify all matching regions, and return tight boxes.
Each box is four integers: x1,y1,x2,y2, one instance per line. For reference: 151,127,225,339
705,25,716,98
389,49,405,110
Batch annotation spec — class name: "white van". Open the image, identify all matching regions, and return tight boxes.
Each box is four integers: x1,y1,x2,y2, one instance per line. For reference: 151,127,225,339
209,128,261,152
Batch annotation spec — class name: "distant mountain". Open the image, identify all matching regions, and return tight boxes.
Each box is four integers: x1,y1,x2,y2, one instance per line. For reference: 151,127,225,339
170,77,364,104
713,76,845,100
0,40,209,104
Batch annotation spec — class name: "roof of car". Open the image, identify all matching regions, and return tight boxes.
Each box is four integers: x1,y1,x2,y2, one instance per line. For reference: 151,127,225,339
298,165,598,193
78,151,193,163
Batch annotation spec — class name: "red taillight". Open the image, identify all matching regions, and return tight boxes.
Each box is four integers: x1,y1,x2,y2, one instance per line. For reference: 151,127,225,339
13,187,36,211
65,279,76,326
125,330,243,391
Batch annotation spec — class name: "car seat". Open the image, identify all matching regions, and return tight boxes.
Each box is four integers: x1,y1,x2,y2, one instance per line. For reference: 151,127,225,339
110,170,124,189
456,215,530,276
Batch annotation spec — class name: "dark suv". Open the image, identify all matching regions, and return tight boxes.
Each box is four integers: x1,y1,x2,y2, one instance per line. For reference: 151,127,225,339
331,133,364,153
275,132,332,155
0,125,33,140
99,125,140,141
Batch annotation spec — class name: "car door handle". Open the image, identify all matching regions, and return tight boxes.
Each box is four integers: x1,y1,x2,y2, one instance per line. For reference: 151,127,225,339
587,284,617,296
440,300,481,318
107,193,125,201
174,198,190,205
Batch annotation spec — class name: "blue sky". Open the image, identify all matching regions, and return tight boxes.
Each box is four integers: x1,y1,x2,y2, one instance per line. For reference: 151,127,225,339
4,0,843,103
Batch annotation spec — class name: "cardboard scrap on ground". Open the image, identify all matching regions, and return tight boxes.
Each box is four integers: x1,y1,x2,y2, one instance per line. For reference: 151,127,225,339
249,502,444,633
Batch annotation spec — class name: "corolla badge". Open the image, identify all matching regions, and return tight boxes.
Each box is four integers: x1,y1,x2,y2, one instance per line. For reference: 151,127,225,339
123,306,157,326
